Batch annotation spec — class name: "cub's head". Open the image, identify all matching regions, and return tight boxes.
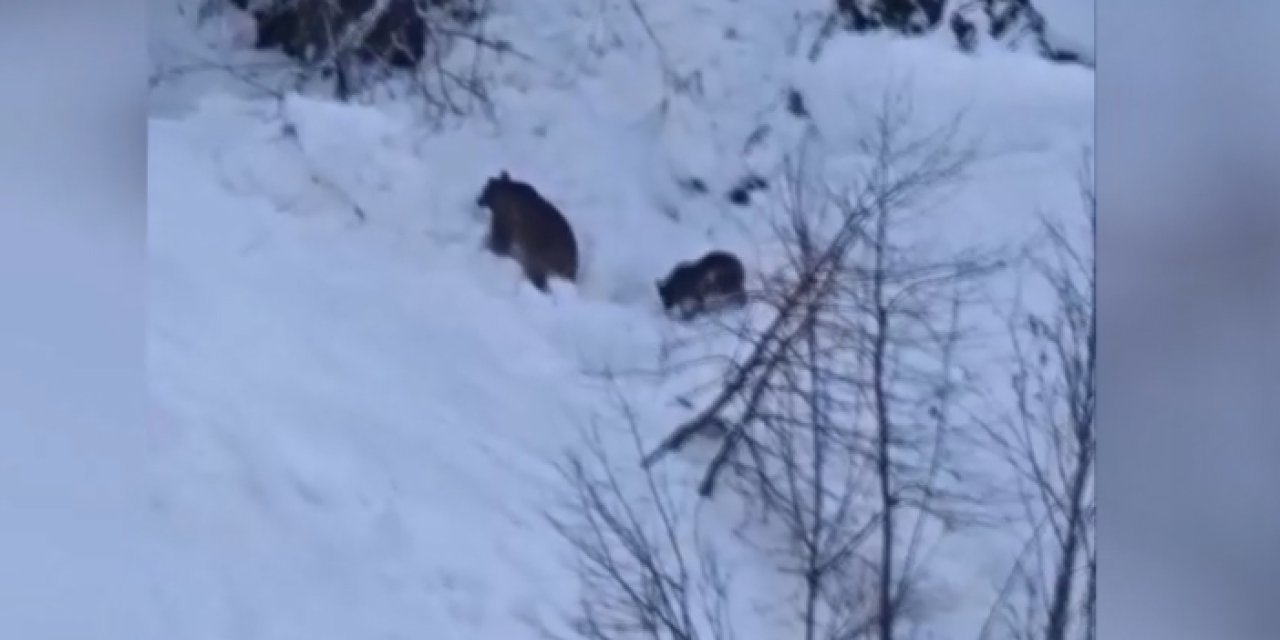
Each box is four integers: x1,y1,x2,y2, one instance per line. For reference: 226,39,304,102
655,263,695,310
476,171,513,208
655,276,674,309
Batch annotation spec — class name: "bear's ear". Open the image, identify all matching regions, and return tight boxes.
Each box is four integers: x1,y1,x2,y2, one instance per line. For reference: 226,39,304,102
500,170,510,180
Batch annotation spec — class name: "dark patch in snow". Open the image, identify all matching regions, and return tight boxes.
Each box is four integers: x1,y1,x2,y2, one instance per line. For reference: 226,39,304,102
786,88,810,119
726,174,768,207
678,177,709,195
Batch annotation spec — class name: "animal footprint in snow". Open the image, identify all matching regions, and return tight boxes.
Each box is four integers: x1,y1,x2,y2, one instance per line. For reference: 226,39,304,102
437,569,487,625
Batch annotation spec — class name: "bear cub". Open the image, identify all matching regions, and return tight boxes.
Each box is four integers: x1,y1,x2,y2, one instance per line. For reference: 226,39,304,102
656,250,747,319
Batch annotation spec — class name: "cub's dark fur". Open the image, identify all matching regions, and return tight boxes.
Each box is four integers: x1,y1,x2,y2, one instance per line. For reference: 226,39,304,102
656,250,747,319
476,171,580,292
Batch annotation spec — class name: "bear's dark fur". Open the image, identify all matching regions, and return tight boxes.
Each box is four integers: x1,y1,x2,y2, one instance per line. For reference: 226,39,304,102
476,172,580,292
656,250,747,319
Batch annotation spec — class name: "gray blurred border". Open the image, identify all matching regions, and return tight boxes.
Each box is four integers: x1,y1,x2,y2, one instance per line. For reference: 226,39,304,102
0,1,151,638
1101,1,1280,638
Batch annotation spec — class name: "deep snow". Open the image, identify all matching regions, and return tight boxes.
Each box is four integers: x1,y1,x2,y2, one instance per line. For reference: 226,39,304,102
146,0,1093,638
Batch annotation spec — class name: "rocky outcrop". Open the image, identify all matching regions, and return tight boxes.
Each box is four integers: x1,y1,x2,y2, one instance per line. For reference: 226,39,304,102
836,0,1091,68
949,0,1091,66
834,0,948,35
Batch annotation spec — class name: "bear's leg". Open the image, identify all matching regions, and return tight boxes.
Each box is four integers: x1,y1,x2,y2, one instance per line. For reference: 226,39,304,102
680,295,703,321
486,220,511,255
525,264,550,292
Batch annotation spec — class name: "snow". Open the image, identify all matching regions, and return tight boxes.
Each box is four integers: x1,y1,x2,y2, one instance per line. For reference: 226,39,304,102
146,0,1093,638
1036,0,1095,59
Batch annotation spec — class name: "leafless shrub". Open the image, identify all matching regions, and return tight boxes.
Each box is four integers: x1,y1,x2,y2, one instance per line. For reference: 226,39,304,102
559,85,1009,640
161,0,509,125
543,395,734,640
977,150,1095,640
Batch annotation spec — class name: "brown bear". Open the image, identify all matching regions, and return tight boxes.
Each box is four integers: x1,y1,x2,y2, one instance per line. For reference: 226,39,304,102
656,250,747,319
476,171,580,292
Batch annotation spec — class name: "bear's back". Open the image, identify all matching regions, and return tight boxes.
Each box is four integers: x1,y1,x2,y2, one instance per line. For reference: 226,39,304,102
488,179,579,282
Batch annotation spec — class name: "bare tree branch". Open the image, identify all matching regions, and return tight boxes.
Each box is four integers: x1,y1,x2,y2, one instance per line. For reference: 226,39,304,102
634,83,1006,640
979,149,1095,640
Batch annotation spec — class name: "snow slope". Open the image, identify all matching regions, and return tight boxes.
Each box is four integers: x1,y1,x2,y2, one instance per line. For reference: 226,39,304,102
1036,0,1095,60
148,0,1093,638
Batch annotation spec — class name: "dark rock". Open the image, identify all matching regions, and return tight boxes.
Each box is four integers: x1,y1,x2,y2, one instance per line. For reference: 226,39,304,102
786,88,809,119
950,11,976,52
725,174,768,207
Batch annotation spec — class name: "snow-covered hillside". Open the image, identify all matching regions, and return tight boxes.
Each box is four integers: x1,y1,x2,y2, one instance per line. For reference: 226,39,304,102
147,0,1092,638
